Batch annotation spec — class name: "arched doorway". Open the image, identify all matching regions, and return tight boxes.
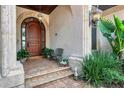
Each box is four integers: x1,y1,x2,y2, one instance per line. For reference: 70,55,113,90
21,17,46,56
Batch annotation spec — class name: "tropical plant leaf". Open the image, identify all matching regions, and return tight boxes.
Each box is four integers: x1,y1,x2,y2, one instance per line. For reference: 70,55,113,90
99,15,124,58
100,17,115,33
114,15,124,32
117,30,124,40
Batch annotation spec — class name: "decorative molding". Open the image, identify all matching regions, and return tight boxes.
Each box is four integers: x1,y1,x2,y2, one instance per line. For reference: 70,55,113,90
82,5,91,57
16,6,49,50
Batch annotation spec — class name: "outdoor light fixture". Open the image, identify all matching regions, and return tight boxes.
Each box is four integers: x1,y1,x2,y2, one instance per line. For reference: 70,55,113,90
93,6,102,21
90,5,102,24
93,12,101,22
37,6,43,22
37,13,43,21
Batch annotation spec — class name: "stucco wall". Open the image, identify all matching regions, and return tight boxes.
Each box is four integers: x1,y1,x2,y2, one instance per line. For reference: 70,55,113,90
49,5,83,57
0,6,2,76
98,6,124,52
16,6,50,51
97,24,112,52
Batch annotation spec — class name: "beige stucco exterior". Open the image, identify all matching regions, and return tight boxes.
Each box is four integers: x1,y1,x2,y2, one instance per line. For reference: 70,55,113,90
1,5,124,88
0,5,91,88
49,5,85,57
16,6,50,51
16,5,91,57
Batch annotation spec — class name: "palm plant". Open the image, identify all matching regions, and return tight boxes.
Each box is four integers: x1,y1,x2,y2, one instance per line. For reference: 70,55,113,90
99,15,124,59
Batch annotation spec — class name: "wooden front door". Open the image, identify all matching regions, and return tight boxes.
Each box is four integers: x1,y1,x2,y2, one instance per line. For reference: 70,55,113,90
26,21,42,56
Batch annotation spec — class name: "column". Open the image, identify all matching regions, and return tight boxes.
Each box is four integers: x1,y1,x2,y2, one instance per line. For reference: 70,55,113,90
0,5,1,77
0,5,10,77
0,5,24,88
82,5,91,57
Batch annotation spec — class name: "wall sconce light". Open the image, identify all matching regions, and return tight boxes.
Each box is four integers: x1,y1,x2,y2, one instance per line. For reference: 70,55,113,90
55,33,58,36
93,12,101,22
89,5,102,25
37,13,43,22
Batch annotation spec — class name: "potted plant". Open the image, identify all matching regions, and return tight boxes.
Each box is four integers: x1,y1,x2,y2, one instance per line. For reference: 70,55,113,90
42,48,54,59
59,57,69,67
17,49,30,63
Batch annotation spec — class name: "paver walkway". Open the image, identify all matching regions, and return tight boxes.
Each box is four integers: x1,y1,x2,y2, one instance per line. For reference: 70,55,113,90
23,56,63,77
23,56,92,88
35,76,84,88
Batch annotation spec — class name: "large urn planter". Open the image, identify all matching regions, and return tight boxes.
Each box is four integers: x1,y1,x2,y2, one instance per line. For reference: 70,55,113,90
20,58,27,64
58,57,69,67
59,61,69,67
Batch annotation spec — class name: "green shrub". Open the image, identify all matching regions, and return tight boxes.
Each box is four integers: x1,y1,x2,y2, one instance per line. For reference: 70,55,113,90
42,48,54,58
17,49,30,60
82,51,124,87
103,68,124,86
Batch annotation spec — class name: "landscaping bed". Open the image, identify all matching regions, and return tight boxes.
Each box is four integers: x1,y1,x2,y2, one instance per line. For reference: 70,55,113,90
78,15,124,88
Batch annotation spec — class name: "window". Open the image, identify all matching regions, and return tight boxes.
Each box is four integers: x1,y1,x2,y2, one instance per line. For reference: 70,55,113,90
92,23,97,50
41,30,45,49
21,25,26,49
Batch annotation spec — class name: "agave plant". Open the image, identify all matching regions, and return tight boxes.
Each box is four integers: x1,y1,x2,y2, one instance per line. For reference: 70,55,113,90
99,15,124,59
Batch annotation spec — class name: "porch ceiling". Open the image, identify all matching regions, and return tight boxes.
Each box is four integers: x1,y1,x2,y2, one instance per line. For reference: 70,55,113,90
93,5,117,11
17,5,58,14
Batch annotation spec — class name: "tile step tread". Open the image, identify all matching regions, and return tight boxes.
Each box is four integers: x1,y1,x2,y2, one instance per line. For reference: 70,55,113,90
25,66,71,79
25,69,73,88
